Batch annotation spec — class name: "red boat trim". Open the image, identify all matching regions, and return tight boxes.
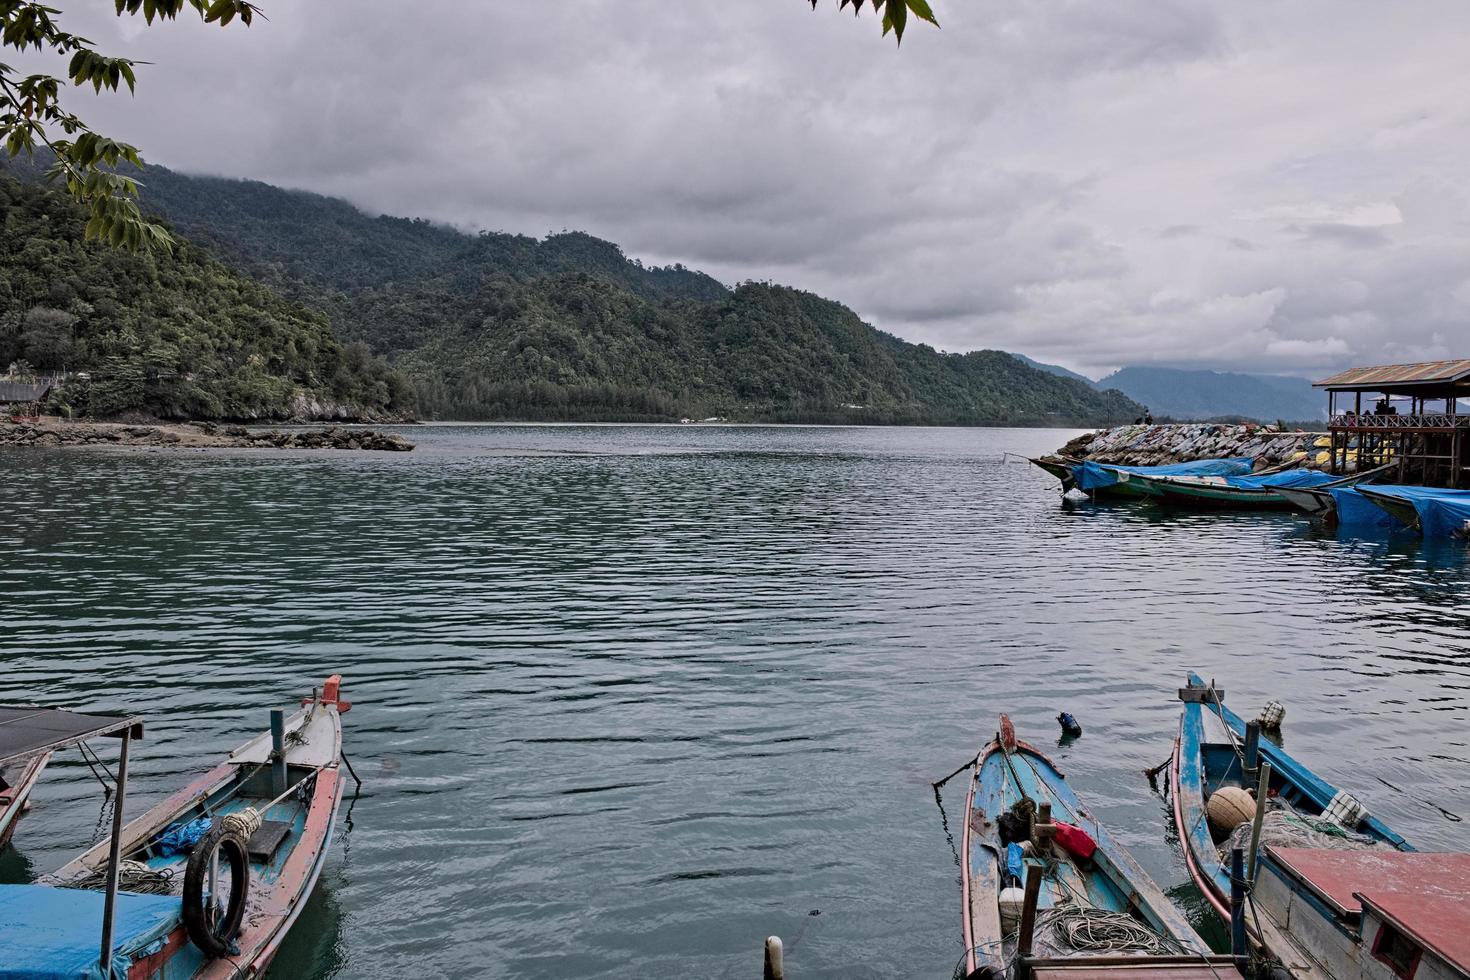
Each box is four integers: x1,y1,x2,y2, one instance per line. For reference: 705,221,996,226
1170,733,1229,920
960,748,978,978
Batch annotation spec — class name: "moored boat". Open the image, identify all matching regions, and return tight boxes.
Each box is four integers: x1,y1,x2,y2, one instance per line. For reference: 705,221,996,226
961,715,1216,980
1170,673,1420,980
1071,457,1255,500
1146,468,1338,510
1357,485,1470,536
0,675,351,979
1272,463,1397,522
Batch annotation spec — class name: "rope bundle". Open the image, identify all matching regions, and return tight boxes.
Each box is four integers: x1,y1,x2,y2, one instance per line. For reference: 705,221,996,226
57,859,176,896
1036,905,1187,957
221,807,262,841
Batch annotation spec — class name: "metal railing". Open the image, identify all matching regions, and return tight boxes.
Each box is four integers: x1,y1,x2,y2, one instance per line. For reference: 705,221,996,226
1330,413,1470,429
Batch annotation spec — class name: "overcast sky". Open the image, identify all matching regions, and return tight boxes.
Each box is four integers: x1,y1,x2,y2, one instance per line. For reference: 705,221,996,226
31,1,1470,379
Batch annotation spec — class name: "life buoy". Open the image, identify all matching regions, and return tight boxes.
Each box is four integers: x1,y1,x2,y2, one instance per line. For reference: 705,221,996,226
182,823,251,958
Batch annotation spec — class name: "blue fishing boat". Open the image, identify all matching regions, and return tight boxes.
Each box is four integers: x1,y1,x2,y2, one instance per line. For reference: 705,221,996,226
1169,673,1451,980
960,715,1215,980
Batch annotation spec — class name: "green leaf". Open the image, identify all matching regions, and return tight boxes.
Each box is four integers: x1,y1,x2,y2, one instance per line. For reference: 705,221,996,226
906,0,939,26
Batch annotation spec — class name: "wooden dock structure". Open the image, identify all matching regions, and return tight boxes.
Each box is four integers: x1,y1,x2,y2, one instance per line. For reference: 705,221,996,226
1314,359,1470,486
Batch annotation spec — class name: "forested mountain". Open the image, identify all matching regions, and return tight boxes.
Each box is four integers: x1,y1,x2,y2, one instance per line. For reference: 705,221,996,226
0,174,408,420
5,157,1141,424
1010,353,1097,388
1095,367,1325,422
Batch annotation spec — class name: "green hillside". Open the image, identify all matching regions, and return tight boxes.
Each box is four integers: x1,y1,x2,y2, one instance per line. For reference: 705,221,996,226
5,158,1142,425
0,174,408,420
123,166,1139,424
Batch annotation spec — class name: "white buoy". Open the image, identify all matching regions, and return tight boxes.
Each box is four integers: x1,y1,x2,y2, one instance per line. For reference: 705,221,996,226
999,886,1027,932
764,936,784,980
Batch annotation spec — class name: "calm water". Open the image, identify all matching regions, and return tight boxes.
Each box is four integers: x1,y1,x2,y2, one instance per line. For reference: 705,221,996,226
2,424,1468,979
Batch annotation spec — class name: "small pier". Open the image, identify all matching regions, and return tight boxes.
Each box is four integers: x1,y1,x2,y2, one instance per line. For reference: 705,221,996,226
1316,359,1470,486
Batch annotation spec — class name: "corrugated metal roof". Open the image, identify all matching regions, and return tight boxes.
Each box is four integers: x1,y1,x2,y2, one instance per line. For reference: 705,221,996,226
0,381,50,403
1314,359,1470,389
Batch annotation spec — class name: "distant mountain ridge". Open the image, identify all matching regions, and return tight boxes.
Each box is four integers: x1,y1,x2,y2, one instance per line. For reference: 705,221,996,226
1010,354,1325,422
1095,366,1325,422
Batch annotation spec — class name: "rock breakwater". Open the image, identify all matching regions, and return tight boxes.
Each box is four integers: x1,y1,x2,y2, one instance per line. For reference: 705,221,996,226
1058,423,1321,469
0,419,414,452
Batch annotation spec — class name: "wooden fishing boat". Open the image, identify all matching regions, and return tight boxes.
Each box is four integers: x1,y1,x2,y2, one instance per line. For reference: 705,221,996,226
0,750,50,851
1170,673,1425,980
1148,475,1302,510
0,675,351,979
960,715,1218,980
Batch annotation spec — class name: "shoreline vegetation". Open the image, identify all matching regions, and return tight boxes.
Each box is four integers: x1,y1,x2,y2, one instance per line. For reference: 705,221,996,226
0,416,414,451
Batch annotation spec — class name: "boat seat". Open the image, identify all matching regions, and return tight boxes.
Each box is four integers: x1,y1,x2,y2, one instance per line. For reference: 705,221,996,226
0,883,181,978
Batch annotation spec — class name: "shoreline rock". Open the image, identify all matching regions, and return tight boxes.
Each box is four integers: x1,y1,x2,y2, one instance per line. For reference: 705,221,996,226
0,418,414,452
1057,423,1323,470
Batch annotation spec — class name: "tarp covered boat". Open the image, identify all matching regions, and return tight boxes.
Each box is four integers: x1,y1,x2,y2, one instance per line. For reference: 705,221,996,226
1357,485,1470,536
961,715,1211,980
1073,457,1254,499
1146,468,1338,509
0,676,351,980
1171,673,1414,980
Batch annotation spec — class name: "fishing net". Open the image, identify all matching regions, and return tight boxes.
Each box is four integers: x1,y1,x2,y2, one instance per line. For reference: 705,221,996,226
1218,800,1381,859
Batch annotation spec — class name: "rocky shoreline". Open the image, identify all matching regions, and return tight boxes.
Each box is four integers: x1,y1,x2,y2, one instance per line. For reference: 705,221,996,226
0,418,415,451
1057,422,1323,469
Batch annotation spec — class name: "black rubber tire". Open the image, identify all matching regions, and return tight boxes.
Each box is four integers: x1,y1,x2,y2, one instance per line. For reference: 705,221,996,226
182,823,251,958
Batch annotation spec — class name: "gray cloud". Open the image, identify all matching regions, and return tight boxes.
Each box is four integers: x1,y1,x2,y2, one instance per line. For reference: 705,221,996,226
22,0,1470,378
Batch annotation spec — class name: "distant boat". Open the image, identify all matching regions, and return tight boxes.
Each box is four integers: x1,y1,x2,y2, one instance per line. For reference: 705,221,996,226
1,675,351,979
1171,672,1417,980
0,751,49,851
960,715,1214,980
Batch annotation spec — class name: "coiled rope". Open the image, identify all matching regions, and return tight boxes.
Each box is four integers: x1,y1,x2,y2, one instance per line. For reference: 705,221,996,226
57,859,175,896
1035,905,1188,957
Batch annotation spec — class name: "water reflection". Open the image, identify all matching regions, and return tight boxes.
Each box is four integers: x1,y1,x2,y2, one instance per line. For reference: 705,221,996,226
1,424,1467,978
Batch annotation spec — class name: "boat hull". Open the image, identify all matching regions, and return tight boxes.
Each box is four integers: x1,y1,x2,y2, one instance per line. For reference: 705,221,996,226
1153,479,1297,509
1357,487,1422,530
1274,486,1337,520
0,752,49,851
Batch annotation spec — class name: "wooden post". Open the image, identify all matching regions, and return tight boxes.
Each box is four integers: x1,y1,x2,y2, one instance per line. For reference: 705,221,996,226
98,729,131,975
1242,721,1259,780
1247,762,1273,884
1016,862,1044,980
270,709,288,797
1229,848,1247,967
763,936,784,980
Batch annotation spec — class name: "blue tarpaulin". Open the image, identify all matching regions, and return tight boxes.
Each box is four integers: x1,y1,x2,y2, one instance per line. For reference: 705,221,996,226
0,884,181,979
1333,485,1470,535
1220,470,1338,490
1351,485,1470,537
1332,486,1402,527
1074,457,1253,492
156,817,211,857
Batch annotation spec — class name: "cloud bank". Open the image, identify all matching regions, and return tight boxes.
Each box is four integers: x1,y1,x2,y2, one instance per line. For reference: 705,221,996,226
28,0,1470,378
